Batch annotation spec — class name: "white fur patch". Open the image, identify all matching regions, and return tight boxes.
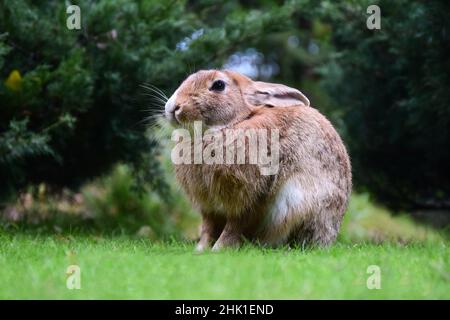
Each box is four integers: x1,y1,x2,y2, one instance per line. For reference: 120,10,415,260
269,178,304,225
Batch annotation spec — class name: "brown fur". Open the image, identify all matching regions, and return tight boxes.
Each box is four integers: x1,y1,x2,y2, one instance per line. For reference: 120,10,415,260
165,70,352,251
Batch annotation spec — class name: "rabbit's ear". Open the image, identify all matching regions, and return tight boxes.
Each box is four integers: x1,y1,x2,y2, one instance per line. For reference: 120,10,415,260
245,81,310,107
223,70,310,107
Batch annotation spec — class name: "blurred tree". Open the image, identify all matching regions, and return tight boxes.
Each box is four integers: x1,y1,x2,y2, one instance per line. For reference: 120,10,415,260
0,0,292,200
318,0,450,210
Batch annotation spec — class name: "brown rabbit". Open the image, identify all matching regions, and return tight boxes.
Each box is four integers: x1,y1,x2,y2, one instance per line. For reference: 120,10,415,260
164,70,352,251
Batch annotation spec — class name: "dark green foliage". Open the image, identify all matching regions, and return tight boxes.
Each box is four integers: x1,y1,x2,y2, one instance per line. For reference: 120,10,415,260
318,0,450,210
0,0,292,200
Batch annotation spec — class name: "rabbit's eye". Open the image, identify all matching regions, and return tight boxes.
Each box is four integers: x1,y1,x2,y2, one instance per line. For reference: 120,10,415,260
210,80,226,92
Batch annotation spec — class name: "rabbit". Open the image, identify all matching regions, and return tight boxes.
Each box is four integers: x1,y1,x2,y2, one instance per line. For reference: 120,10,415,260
164,69,352,251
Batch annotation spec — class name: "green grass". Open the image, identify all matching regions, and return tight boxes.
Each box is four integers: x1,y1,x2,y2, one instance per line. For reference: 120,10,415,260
0,232,448,299
1,192,449,299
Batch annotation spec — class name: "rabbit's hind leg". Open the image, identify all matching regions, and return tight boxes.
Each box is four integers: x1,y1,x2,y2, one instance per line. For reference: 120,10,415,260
257,177,312,247
289,205,342,248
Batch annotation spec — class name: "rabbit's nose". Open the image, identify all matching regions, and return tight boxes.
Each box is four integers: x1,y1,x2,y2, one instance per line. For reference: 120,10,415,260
173,104,182,119
164,90,177,113
164,91,181,125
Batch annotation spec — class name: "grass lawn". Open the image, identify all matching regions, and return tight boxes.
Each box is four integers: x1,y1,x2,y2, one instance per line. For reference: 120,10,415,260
0,232,448,299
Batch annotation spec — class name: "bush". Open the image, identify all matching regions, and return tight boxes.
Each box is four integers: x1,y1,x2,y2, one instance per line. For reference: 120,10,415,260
318,0,450,210
0,163,198,238
82,164,174,236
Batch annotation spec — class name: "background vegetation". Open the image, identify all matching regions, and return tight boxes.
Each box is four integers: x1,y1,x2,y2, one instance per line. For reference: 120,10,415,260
2,0,450,216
